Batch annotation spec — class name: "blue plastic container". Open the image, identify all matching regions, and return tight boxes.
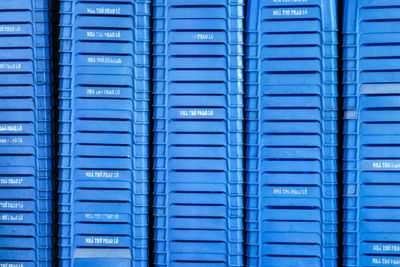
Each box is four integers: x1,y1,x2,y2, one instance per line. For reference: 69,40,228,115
343,1,400,266
0,1,55,266
152,0,245,266
57,0,150,266
245,0,338,266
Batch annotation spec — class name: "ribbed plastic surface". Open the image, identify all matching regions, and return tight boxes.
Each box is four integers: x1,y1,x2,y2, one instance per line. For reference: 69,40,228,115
152,0,245,265
343,1,400,266
0,0,55,266
57,0,150,266
245,0,338,266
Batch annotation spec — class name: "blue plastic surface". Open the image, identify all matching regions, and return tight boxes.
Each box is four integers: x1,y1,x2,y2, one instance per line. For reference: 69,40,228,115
152,0,245,266
343,1,400,266
57,0,150,266
0,1,55,266
245,0,338,266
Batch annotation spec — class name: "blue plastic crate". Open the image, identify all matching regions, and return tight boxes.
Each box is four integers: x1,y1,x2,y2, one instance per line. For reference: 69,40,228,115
0,1,55,266
245,0,338,266
343,1,400,266
152,0,245,266
57,0,150,266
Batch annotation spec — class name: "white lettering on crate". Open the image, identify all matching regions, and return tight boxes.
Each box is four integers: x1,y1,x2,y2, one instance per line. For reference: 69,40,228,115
0,137,23,144
0,263,24,267
84,213,120,220
86,7,121,15
179,109,214,117
0,213,23,221
372,161,400,169
86,30,121,39
0,125,22,132
85,237,120,245
0,25,21,32
85,170,120,178
272,8,308,16
194,33,214,40
87,56,122,64
0,63,21,70
0,177,24,185
372,257,400,265
0,201,23,209
272,187,308,195
86,88,121,96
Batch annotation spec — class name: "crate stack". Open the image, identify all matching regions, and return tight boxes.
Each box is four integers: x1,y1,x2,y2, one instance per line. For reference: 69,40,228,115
152,0,245,265
0,0,54,266
245,0,338,266
57,0,150,265
343,1,400,266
